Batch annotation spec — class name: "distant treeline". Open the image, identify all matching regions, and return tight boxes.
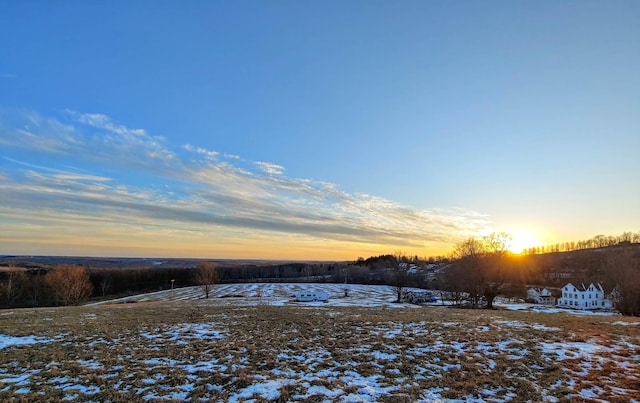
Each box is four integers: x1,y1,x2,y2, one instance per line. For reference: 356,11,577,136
0,255,446,308
0,262,353,308
523,231,640,255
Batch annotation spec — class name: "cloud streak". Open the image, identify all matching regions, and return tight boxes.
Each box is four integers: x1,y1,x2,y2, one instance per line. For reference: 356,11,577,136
0,108,490,257
255,161,285,175
183,144,219,159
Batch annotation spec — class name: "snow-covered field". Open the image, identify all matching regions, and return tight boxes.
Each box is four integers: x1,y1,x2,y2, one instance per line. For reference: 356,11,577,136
90,283,426,308
494,299,620,316
91,282,621,317
0,283,638,402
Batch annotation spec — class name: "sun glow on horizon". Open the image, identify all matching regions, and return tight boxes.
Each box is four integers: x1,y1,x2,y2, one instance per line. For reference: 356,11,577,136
507,229,543,254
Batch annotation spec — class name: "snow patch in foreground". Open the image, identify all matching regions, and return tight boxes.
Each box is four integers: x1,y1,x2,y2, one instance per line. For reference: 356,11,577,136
0,334,52,350
612,321,640,326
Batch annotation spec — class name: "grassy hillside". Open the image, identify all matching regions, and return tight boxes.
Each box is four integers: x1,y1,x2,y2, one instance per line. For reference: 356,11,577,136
0,301,638,402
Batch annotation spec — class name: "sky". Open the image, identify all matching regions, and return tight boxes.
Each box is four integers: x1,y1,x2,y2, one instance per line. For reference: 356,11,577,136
1,1,639,260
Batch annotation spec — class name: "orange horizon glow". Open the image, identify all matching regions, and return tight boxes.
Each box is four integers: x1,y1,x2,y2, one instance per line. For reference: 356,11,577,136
505,228,545,254
0,236,453,262
2,225,630,261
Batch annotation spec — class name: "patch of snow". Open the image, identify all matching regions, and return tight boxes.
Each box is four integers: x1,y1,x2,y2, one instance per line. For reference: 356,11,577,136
59,384,101,395
371,350,397,360
418,387,446,401
301,384,344,399
0,334,52,350
77,359,102,370
0,373,31,385
227,379,293,403
180,361,228,374
539,340,616,361
579,387,599,398
495,320,560,331
496,300,620,316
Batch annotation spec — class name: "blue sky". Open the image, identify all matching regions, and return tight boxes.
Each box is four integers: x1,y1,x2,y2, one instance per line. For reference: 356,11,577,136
1,1,639,259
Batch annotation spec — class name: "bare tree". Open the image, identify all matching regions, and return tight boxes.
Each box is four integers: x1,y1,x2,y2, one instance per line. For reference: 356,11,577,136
45,265,93,306
449,238,485,307
195,262,217,299
100,274,111,298
1,271,24,308
482,232,511,309
389,268,409,303
452,238,485,261
22,274,45,307
384,252,410,302
442,264,468,306
445,233,511,309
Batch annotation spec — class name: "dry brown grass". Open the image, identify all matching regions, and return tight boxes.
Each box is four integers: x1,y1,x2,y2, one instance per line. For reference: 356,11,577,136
0,303,638,401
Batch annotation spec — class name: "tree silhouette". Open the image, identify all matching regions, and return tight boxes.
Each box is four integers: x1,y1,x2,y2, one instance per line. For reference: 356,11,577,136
446,233,511,309
195,262,217,299
45,265,93,306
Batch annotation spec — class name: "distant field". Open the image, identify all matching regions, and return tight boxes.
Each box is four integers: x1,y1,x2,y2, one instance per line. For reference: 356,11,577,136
0,255,339,269
89,283,425,308
0,266,27,272
0,286,638,402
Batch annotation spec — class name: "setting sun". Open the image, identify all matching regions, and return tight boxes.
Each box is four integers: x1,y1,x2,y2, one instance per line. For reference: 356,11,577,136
507,229,543,254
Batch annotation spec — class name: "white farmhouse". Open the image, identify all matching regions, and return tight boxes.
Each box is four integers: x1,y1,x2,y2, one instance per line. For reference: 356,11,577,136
556,282,614,310
527,287,555,305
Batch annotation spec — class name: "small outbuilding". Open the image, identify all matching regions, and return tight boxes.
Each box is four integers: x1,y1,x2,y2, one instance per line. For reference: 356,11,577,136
294,291,329,302
527,287,556,305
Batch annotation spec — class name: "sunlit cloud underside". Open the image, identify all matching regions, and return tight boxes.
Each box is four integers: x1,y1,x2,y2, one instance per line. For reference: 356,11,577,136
0,108,490,259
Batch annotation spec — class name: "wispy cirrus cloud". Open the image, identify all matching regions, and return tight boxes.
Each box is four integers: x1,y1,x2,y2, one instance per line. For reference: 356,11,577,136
2,109,177,169
255,161,285,175
0,107,490,257
3,157,111,182
73,112,147,137
183,144,219,159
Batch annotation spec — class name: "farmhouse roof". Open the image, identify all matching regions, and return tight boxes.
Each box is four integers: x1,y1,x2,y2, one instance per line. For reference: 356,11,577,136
563,282,605,292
